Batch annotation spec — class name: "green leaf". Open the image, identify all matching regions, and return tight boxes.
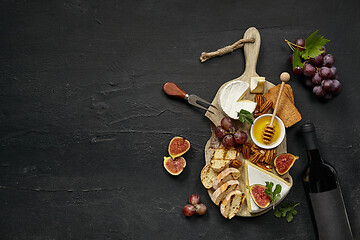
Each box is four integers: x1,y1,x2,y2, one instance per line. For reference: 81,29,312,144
274,210,282,218
237,109,253,124
300,30,330,60
274,184,282,195
286,212,294,222
291,209,298,216
292,48,303,70
274,202,300,223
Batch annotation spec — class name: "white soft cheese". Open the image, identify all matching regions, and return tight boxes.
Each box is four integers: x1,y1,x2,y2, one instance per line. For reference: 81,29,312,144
246,162,291,213
250,77,265,93
219,81,256,119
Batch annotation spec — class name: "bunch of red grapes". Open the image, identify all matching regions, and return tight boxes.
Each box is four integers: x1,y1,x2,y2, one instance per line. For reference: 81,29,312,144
215,117,248,148
290,38,341,100
183,194,207,217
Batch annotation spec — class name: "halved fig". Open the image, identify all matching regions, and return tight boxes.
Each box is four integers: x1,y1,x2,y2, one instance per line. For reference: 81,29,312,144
168,137,190,158
274,153,299,175
163,156,186,175
249,184,271,208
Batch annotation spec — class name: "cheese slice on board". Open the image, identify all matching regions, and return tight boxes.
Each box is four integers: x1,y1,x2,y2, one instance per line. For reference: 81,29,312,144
245,162,291,213
219,81,256,119
250,77,265,93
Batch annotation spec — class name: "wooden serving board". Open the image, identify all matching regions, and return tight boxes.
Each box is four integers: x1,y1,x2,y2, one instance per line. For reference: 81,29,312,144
203,27,293,217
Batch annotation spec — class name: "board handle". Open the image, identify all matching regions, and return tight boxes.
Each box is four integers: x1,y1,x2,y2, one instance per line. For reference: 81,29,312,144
242,27,261,76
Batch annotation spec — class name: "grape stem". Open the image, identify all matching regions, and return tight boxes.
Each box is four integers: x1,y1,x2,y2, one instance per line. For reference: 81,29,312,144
285,39,306,51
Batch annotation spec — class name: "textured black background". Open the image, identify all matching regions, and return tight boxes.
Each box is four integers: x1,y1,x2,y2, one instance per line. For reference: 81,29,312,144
0,1,359,239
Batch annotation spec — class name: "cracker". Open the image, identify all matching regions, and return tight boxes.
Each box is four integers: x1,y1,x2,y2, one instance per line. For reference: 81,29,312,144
264,84,301,128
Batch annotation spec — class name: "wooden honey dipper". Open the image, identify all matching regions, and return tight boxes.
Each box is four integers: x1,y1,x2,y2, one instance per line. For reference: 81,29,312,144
262,72,290,143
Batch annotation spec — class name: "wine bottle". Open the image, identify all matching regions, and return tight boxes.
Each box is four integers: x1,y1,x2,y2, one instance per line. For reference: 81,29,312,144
301,123,353,240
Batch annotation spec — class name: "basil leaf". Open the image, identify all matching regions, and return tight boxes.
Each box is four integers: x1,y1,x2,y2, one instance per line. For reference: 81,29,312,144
286,212,294,222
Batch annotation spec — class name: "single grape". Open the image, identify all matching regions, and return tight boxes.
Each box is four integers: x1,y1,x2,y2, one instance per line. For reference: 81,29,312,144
323,54,335,67
222,134,235,148
221,117,233,131
330,67,337,79
311,72,322,86
320,67,332,79
321,79,334,92
320,46,326,56
313,86,325,97
195,203,207,215
305,77,314,88
189,194,200,205
309,55,323,67
324,92,333,100
303,63,316,77
215,126,227,139
292,66,302,75
295,38,305,51
228,126,237,134
331,80,342,95
183,204,196,217
289,55,293,64
233,130,248,145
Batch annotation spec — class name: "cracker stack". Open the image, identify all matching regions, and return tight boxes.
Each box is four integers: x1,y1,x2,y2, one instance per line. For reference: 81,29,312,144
264,84,301,128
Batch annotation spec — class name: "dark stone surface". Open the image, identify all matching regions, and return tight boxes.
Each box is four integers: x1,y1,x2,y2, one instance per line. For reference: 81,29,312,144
0,0,359,239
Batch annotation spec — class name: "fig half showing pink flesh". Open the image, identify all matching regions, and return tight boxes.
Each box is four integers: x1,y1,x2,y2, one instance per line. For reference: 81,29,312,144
249,184,271,208
163,156,186,175
168,137,190,158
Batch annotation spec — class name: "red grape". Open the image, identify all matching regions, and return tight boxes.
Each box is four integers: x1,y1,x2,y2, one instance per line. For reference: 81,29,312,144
310,55,323,67
189,194,200,205
195,204,207,215
321,79,334,92
215,126,227,139
330,67,337,79
331,80,341,95
303,63,316,77
233,130,248,145
292,66,302,75
183,204,196,217
221,117,233,131
313,86,325,97
320,67,332,79
312,72,322,86
222,134,235,148
289,55,293,64
320,46,326,56
305,77,314,88
323,54,335,67
295,38,305,51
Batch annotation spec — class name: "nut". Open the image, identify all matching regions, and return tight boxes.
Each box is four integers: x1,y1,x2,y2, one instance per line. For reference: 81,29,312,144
241,143,251,159
256,162,272,172
260,100,273,113
254,94,263,109
251,144,260,154
230,159,242,168
250,151,262,163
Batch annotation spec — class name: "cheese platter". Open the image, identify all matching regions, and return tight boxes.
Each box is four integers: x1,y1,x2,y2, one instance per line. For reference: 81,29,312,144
201,27,295,217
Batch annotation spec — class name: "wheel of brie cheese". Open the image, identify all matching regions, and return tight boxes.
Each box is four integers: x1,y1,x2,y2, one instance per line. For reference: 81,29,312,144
218,81,256,119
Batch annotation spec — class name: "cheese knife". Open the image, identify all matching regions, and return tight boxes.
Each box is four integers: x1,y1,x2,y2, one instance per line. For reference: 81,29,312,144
163,82,217,114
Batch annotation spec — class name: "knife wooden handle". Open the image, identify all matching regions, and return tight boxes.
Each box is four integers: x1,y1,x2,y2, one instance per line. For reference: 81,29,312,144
163,82,187,99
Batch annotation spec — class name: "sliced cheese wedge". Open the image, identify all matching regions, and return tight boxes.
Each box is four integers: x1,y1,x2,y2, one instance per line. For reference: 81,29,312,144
229,100,256,119
250,77,265,94
245,161,292,213
219,81,256,119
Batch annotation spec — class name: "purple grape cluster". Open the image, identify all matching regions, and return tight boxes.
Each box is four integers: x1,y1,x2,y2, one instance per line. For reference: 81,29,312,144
215,117,248,148
289,38,341,100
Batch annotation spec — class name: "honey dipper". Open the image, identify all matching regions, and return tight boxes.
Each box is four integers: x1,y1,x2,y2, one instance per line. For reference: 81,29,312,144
262,72,290,143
